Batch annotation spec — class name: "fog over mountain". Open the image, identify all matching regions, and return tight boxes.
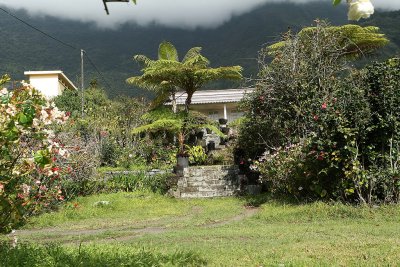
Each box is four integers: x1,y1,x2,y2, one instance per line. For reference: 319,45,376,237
0,1,399,97
0,0,399,29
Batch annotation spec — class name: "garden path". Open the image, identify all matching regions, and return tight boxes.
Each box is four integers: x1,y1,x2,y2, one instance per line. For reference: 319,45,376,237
13,206,259,244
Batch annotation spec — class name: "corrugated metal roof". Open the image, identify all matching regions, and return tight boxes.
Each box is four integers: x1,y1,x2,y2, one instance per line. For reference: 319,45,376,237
170,88,254,105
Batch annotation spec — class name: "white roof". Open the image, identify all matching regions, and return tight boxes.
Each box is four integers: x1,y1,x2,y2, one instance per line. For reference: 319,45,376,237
172,88,254,105
24,70,78,90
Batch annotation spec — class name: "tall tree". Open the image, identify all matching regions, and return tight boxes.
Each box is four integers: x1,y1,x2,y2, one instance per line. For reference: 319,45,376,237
127,41,243,112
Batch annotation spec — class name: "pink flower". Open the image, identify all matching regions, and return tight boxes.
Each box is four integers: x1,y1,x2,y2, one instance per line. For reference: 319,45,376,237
313,115,319,121
321,103,327,110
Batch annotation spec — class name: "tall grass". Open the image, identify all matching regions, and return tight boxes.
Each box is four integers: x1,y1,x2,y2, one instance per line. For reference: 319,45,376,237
0,242,205,267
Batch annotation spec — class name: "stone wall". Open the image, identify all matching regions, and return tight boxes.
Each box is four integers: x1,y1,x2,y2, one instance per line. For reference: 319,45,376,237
171,165,240,198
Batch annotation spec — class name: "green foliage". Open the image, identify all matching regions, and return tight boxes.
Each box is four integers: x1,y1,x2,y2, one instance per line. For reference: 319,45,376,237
0,242,205,267
187,146,207,165
54,86,149,168
61,172,173,197
100,138,121,167
0,80,69,233
132,108,224,156
97,173,173,194
268,24,388,60
53,89,81,117
127,41,243,111
206,148,234,165
239,21,399,203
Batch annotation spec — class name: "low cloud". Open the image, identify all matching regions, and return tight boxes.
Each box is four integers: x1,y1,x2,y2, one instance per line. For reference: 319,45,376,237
1,0,399,29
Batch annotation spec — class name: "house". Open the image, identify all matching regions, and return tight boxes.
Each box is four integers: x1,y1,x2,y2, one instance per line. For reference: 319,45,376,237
24,70,77,99
170,88,254,123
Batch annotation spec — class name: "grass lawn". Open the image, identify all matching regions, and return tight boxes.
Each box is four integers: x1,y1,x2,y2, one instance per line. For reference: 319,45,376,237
2,191,400,266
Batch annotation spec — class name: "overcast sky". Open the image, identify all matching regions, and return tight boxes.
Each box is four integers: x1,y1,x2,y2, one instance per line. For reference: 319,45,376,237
1,0,399,29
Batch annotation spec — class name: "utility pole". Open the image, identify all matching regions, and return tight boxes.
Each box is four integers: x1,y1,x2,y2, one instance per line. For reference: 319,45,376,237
81,49,85,118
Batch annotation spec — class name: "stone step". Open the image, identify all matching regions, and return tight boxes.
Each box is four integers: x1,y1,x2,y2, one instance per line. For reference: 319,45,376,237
180,190,237,198
183,181,237,187
181,185,238,192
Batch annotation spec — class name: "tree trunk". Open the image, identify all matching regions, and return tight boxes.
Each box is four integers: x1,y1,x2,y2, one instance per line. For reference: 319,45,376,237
185,91,194,113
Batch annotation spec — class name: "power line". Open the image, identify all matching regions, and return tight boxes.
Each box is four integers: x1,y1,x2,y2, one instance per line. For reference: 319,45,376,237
84,52,114,92
0,6,114,92
0,6,78,51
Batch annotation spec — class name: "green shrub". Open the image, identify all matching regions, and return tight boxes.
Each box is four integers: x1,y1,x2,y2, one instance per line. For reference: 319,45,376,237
100,138,121,167
92,172,172,194
187,145,207,165
239,22,398,203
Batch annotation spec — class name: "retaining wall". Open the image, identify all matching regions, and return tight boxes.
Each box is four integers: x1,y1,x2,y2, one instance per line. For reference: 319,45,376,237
171,165,240,198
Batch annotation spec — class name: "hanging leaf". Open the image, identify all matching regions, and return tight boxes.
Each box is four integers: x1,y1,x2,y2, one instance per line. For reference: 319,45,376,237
333,0,342,6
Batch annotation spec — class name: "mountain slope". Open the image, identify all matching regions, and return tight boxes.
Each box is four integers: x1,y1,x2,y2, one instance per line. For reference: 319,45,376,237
0,2,398,97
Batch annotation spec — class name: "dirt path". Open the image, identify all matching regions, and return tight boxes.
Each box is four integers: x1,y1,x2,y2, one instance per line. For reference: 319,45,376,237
15,206,260,244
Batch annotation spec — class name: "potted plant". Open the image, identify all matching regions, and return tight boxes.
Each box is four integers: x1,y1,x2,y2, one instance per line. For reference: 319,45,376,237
219,118,228,125
176,132,189,168
132,108,226,169
196,130,204,139
221,126,230,135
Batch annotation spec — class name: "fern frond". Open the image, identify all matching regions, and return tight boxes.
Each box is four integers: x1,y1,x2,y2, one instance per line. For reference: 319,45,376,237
200,124,226,138
133,55,154,67
132,119,182,134
182,47,202,63
158,41,179,61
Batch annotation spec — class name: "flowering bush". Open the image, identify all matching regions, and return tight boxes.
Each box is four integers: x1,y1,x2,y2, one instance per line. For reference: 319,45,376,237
239,21,398,203
0,76,69,233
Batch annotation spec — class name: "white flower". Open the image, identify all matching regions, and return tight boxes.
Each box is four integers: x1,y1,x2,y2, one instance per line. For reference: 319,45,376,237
21,184,31,195
348,0,374,21
43,129,55,139
0,88,8,96
5,104,16,116
32,118,40,128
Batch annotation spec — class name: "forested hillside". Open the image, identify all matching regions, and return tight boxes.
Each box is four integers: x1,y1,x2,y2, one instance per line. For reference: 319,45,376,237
0,2,398,97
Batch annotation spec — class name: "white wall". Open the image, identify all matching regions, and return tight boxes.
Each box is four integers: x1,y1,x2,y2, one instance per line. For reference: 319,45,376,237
28,74,60,99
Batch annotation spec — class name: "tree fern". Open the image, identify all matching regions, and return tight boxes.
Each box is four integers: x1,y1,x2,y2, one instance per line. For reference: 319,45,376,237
268,23,388,59
127,41,243,111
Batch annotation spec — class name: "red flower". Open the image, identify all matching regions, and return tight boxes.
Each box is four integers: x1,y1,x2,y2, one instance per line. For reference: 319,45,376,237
52,167,60,172
313,115,319,121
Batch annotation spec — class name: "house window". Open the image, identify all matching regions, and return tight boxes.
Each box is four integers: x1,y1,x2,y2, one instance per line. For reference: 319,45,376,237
229,109,243,121
208,111,219,121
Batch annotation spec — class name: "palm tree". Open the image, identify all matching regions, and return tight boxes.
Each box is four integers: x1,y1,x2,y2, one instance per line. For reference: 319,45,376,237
127,41,243,112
